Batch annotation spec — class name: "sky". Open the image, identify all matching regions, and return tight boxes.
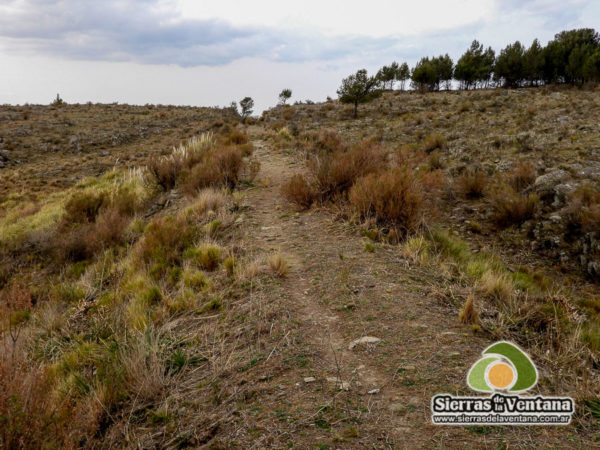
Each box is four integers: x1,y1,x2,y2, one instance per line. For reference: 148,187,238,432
0,0,598,113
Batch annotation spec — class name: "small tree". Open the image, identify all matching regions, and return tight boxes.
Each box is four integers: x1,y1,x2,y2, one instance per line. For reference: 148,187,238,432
239,97,254,119
523,39,544,86
396,62,410,91
376,62,399,90
494,41,526,87
278,89,292,105
337,69,382,118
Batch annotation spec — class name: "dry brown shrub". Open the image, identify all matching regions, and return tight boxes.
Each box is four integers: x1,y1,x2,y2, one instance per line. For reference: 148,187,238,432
349,168,427,237
310,141,386,200
489,185,539,227
281,174,316,209
222,129,248,145
508,161,536,192
421,133,446,153
310,128,346,154
565,183,600,235
459,295,480,324
182,146,244,194
55,207,130,263
268,251,288,277
64,191,106,224
456,168,488,199
146,154,183,191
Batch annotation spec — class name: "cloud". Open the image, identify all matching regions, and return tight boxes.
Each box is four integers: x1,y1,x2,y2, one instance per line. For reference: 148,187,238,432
0,0,594,68
0,0,419,66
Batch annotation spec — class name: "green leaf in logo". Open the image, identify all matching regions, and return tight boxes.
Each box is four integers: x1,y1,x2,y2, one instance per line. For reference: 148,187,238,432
467,356,498,392
483,341,537,392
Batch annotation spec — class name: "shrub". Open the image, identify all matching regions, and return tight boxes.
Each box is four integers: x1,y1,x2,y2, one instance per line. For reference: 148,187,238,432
281,174,316,209
145,154,182,191
477,271,513,302
138,216,197,267
268,251,288,277
490,186,538,227
507,161,536,192
456,168,487,199
64,191,106,223
310,129,346,154
459,295,479,324
349,168,425,237
110,186,141,216
185,244,222,271
184,188,228,219
310,141,386,200
427,150,444,170
182,146,243,194
565,184,600,235
90,207,130,250
222,129,248,145
421,133,446,153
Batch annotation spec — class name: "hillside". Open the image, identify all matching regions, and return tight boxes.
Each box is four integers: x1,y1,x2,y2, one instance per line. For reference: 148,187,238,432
1,88,600,448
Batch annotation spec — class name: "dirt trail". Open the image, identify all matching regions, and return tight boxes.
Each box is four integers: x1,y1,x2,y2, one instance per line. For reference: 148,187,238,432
235,131,588,448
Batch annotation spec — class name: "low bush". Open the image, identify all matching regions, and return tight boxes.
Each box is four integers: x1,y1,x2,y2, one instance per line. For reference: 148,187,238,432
310,141,386,200
421,133,446,153
64,191,106,224
349,168,430,237
268,251,288,277
565,184,600,235
310,129,345,154
184,244,222,271
146,154,182,192
281,174,316,209
222,129,248,145
456,168,487,199
181,146,243,194
507,161,536,192
138,216,197,268
489,185,538,227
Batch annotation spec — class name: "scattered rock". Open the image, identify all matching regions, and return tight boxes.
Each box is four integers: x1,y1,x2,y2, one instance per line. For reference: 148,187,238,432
533,170,570,200
368,389,380,395
348,336,381,350
304,377,316,383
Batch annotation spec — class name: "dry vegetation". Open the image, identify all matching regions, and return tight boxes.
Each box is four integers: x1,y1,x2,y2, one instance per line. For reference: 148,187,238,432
2,88,600,447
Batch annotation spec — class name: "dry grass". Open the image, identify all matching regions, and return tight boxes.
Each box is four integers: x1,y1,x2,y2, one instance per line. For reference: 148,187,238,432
456,168,487,199
489,186,539,227
477,269,513,302
309,140,387,201
349,169,425,236
507,161,537,192
268,251,288,277
421,133,446,153
184,188,228,218
458,295,480,324
565,183,600,235
281,174,316,209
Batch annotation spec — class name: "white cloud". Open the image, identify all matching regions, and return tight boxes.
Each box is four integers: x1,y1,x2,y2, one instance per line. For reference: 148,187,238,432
177,0,494,37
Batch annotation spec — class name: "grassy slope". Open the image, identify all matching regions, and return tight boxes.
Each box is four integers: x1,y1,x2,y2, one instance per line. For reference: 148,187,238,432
0,93,599,448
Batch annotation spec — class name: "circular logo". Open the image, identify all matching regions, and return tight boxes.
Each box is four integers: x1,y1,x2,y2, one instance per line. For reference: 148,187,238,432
467,341,537,393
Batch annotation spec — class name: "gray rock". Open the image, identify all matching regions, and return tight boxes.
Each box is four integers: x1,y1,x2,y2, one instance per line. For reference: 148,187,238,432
534,170,570,200
348,336,381,350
